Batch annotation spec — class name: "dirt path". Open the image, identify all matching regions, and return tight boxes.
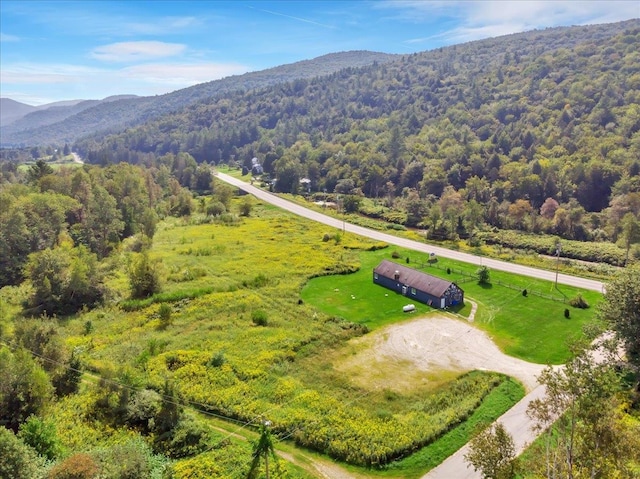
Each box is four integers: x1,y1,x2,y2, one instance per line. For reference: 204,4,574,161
465,298,478,322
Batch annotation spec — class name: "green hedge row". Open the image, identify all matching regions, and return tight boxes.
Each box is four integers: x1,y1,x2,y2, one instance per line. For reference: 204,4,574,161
476,230,627,266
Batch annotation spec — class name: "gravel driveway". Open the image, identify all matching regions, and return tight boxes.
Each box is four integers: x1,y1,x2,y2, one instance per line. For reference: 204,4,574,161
339,314,545,392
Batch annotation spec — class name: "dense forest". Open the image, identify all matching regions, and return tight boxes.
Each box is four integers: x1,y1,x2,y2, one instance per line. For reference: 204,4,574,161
64,20,640,263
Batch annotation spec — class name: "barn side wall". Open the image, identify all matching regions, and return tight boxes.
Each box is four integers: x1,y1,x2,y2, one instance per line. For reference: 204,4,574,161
373,273,445,308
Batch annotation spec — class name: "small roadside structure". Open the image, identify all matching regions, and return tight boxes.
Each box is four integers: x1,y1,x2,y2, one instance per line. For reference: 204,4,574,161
373,259,464,309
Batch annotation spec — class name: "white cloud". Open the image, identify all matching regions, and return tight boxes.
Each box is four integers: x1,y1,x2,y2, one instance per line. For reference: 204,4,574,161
381,0,640,45
91,41,186,62
122,62,249,86
0,32,20,42
1,60,251,103
0,63,106,84
119,16,202,36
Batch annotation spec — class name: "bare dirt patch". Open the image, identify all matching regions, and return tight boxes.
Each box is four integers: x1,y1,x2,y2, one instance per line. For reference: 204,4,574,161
335,314,544,392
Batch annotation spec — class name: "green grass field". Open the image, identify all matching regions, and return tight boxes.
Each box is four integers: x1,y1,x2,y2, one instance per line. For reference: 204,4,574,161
16,154,82,172
302,247,601,364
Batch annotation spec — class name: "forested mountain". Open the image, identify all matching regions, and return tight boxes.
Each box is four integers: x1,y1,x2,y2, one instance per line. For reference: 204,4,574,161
0,51,396,147
71,19,639,253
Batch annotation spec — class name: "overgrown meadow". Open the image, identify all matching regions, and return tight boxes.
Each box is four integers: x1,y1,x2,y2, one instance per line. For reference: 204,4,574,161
17,197,598,477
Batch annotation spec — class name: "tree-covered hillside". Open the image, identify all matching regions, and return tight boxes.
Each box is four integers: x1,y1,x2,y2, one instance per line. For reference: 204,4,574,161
0,51,396,147
71,20,640,259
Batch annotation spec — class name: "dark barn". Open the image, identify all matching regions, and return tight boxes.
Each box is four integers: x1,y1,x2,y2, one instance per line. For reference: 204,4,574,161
373,260,464,309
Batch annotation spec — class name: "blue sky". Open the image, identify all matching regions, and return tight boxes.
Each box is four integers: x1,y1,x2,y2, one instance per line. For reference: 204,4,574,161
1,1,638,105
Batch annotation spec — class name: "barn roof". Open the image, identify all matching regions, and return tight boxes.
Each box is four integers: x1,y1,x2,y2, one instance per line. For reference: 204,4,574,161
374,260,456,298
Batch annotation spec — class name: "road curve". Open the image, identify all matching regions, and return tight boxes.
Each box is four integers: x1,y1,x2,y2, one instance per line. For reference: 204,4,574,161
216,172,605,293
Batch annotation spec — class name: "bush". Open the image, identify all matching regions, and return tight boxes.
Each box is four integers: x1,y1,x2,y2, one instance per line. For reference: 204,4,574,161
391,251,401,259
48,453,99,479
564,308,571,319
569,294,589,309
156,415,211,459
125,389,162,434
477,266,490,284
83,321,93,335
252,310,268,326
476,230,626,266
522,289,528,297
128,253,162,299
158,304,172,329
18,415,63,460
0,427,44,479
95,440,159,479
239,196,253,216
208,351,226,368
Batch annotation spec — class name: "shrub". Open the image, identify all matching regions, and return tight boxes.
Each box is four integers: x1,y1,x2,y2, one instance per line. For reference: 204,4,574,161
477,266,490,284
95,441,153,479
128,253,162,299
391,251,401,259
158,303,172,329
242,274,269,289
0,427,43,479
53,355,82,397
569,294,589,309
522,289,528,297
83,320,93,335
156,415,211,459
18,415,63,460
207,351,226,368
252,310,268,326
125,389,162,434
48,453,99,479
564,308,571,319
239,196,253,216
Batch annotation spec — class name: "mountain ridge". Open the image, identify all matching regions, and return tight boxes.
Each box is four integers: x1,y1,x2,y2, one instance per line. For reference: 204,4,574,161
0,51,396,147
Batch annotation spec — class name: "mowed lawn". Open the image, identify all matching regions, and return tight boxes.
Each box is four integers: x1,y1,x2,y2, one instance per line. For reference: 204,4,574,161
302,247,602,364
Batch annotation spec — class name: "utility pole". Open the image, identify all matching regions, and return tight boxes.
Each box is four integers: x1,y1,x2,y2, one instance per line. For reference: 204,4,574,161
555,241,562,289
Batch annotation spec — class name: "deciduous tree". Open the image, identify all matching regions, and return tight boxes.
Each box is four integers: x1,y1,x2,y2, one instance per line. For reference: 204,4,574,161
526,346,635,479
598,265,640,377
465,422,515,479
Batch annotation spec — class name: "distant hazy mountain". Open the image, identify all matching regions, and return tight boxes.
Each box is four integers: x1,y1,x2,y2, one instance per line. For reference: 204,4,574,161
0,51,396,147
0,98,38,125
0,95,139,139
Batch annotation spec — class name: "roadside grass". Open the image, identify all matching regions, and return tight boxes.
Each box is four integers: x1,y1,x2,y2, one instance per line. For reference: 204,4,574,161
302,247,601,364
365,377,525,479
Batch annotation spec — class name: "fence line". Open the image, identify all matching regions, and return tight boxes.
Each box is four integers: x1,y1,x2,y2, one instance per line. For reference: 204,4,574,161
412,260,566,303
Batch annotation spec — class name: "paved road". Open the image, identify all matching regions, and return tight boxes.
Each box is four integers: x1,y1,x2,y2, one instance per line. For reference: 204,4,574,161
216,172,606,293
